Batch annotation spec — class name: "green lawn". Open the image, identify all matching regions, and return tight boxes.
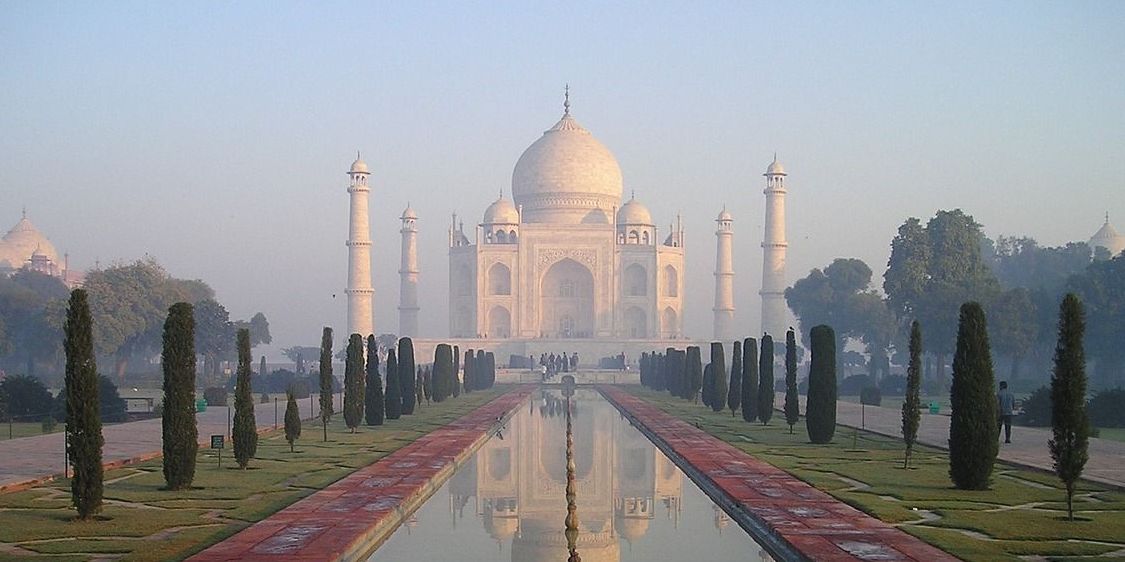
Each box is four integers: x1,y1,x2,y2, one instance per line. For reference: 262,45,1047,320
1094,427,1125,443
623,386,1125,562
0,422,63,440
0,389,506,562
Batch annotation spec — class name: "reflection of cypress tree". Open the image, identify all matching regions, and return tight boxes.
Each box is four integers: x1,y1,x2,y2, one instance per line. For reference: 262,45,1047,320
384,349,402,420
807,325,837,444
728,341,742,416
948,303,997,490
284,389,301,452
162,302,197,490
364,335,384,426
685,346,702,403
343,334,364,432
711,342,728,413
318,327,334,441
741,338,758,423
784,329,801,434
64,289,103,519
233,329,258,468
1050,294,1090,521
758,335,775,425
398,338,416,415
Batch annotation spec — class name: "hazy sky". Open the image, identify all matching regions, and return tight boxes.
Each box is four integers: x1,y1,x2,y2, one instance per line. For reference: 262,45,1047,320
2,2,1122,359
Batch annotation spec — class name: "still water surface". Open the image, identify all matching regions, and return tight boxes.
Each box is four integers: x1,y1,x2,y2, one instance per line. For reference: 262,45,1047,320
367,388,773,562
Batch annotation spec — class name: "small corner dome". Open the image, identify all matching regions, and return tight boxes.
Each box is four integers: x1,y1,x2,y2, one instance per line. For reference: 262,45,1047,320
717,207,733,221
349,156,369,174
401,204,417,220
483,195,519,225
766,158,785,175
617,197,653,225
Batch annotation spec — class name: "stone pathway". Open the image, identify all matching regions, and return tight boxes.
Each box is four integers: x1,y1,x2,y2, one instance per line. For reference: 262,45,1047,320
187,388,531,562
788,393,1125,489
0,393,334,493
601,386,958,562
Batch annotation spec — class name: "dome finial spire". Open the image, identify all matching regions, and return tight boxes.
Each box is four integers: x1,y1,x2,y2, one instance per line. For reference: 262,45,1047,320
563,83,570,116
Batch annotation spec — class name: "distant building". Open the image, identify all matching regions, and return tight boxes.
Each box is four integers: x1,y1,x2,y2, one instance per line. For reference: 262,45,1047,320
1089,213,1125,258
0,210,82,287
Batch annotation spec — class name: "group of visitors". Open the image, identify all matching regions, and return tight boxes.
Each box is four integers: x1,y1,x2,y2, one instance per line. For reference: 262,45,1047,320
536,352,579,380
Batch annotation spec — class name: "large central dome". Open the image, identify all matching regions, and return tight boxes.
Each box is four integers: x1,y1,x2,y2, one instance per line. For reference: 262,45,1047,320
511,106,623,224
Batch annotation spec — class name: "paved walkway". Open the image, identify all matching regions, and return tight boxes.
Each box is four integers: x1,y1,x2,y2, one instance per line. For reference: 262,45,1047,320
0,393,335,492
189,388,531,562
601,386,957,562
783,393,1125,489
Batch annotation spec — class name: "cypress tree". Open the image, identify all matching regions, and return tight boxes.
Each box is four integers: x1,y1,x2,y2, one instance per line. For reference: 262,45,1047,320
806,325,837,444
702,364,714,408
422,368,433,403
741,338,758,423
434,344,454,402
902,321,923,468
1050,294,1090,521
415,368,424,407
260,355,267,378
364,335,384,426
784,328,800,434
654,352,667,392
161,302,197,490
758,335,775,425
948,302,998,490
343,334,364,432
233,328,257,469
685,346,702,403
476,350,486,389
318,327,334,441
711,343,728,413
463,349,475,393
667,349,684,398
485,352,496,388
284,388,301,452
452,344,462,398
727,341,743,416
398,338,416,415
64,289,103,519
384,348,402,419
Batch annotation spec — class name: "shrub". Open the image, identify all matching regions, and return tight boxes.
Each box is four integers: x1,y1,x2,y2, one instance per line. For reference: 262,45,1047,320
260,392,270,404
1018,386,1051,427
1088,388,1125,428
204,386,227,407
41,416,58,433
879,374,907,395
839,374,872,396
860,386,882,406
0,374,54,420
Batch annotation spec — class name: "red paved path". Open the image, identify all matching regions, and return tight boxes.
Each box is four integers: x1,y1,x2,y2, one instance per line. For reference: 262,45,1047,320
188,388,531,562
599,386,958,562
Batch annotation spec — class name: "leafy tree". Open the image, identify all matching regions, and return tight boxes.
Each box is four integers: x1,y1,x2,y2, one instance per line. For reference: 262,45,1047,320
398,338,416,414
434,344,453,402
728,341,742,416
384,348,402,419
710,343,728,413
741,338,758,422
64,289,103,519
194,299,233,384
318,327,334,441
784,328,800,433
806,325,837,444
364,335,384,426
161,302,197,490
0,270,67,376
233,312,271,347
885,211,1000,382
281,346,319,374
989,288,1038,381
343,334,365,432
758,335,775,424
685,346,702,403
284,388,301,452
1066,253,1125,386
0,374,54,420
948,303,998,490
902,320,922,468
232,329,257,469
1050,294,1091,520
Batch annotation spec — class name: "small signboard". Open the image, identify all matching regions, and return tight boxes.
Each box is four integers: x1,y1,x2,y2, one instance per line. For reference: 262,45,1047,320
210,435,224,449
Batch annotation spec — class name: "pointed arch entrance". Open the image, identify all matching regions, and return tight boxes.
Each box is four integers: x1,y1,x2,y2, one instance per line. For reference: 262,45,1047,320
540,258,595,338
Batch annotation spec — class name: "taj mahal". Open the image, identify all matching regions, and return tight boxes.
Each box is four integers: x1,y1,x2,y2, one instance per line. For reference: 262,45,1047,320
342,91,793,362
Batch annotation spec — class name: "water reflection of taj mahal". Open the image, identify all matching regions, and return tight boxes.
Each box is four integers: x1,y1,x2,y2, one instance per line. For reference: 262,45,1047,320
448,389,686,562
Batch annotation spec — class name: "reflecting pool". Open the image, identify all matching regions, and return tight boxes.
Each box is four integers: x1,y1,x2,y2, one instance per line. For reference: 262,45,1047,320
366,388,774,561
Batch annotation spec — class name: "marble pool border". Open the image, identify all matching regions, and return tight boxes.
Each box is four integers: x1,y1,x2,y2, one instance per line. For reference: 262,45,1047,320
188,387,533,562
598,385,959,562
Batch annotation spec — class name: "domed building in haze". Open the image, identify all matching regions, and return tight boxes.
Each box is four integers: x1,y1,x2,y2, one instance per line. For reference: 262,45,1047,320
447,93,686,346
1089,213,1125,258
0,210,81,286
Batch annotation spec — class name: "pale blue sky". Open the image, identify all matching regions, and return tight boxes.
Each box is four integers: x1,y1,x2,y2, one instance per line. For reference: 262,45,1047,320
1,1,1122,356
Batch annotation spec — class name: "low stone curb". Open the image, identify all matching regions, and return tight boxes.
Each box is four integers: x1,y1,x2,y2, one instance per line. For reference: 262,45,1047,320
188,388,532,562
599,386,959,562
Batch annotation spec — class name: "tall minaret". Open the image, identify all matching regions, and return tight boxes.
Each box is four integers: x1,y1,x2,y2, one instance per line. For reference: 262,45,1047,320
760,155,788,339
713,207,735,341
398,203,420,337
346,153,374,338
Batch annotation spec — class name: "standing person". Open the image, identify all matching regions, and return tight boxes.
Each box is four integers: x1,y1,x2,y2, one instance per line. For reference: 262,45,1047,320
997,381,1015,444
